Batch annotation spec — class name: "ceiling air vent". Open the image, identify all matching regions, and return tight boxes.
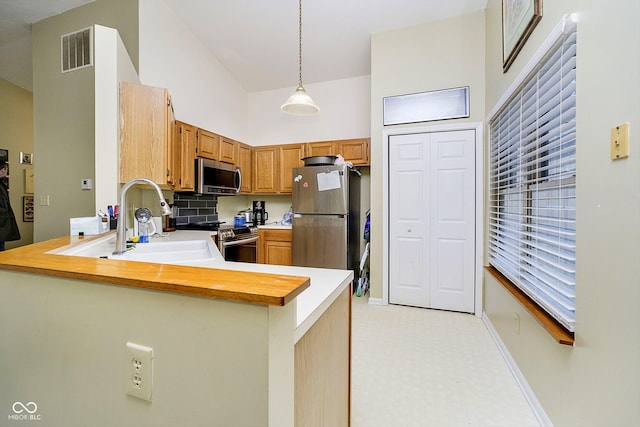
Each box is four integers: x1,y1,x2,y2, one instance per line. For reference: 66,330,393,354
61,27,93,73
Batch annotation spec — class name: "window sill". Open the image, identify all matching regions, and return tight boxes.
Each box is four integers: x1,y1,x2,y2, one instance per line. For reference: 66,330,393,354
485,266,575,346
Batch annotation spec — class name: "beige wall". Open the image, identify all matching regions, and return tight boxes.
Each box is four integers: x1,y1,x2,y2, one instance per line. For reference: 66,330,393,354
370,3,640,423
32,0,138,242
138,0,249,143
483,0,640,425
0,78,34,248
23,1,640,422
248,76,371,146
369,11,486,299
0,271,269,426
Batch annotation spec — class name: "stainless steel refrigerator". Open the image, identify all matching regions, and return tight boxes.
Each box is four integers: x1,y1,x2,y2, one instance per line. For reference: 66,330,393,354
292,164,360,282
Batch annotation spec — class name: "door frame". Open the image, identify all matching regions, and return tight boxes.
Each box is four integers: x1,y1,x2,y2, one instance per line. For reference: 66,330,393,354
381,122,484,317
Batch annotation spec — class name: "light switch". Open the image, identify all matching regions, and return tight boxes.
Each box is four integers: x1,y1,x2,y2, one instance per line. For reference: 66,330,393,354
81,178,92,190
39,195,50,206
610,123,629,160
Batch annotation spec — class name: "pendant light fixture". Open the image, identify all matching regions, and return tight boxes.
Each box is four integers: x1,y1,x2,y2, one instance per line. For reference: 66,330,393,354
281,0,319,115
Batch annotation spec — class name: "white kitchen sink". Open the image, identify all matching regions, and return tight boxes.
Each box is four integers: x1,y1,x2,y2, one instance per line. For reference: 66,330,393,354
109,239,215,263
51,233,218,264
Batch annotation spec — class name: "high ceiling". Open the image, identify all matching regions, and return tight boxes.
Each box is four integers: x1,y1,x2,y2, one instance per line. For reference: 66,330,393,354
0,0,487,92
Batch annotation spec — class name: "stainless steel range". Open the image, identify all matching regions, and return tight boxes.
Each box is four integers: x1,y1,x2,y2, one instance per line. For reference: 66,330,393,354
217,226,259,263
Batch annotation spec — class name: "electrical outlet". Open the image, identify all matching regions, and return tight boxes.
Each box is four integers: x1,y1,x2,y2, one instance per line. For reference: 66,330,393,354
126,342,153,402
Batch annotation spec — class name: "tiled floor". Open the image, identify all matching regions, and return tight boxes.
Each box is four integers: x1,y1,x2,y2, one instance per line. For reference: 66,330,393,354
351,295,540,427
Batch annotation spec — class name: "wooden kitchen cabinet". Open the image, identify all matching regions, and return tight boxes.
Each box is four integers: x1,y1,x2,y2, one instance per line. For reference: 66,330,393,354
305,141,336,157
196,128,219,160
175,121,196,191
219,135,237,164
337,137,370,166
253,143,307,194
253,146,278,194
258,228,292,266
278,144,305,193
237,141,253,193
302,138,370,166
119,81,176,187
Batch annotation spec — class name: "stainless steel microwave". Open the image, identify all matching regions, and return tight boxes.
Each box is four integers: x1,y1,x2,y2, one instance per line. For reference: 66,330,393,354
195,158,241,195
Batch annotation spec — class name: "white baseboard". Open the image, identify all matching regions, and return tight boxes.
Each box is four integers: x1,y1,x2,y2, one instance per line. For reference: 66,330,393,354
482,312,554,427
367,297,386,306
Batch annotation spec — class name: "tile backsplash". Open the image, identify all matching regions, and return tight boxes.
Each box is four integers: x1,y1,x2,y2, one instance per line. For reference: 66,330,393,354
173,193,218,226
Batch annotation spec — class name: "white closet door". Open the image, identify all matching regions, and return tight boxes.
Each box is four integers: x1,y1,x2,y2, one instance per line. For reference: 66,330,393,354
389,129,475,313
389,133,431,307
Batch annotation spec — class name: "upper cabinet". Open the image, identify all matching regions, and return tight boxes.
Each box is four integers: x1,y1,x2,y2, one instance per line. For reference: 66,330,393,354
175,121,196,191
196,128,219,160
195,129,239,166
251,138,370,195
253,144,304,195
253,146,278,194
219,136,237,164
305,138,370,166
278,144,305,193
237,141,253,194
119,84,370,195
336,138,370,166
119,82,176,188
305,141,336,157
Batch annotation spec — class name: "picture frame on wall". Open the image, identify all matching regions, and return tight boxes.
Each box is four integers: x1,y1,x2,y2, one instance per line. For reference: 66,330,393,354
23,196,34,222
502,0,542,72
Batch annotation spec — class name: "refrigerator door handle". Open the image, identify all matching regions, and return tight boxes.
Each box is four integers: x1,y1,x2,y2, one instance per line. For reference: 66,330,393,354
293,213,345,218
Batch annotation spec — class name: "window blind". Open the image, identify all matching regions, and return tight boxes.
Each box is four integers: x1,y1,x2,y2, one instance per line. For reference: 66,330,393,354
488,23,577,332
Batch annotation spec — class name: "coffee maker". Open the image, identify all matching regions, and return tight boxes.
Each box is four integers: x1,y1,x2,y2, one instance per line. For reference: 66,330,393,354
252,200,268,225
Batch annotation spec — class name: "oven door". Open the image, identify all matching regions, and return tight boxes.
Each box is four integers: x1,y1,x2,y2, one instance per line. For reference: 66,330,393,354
220,236,258,263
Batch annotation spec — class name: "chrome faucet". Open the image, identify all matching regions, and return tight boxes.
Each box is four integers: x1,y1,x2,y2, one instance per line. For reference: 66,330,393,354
113,178,171,255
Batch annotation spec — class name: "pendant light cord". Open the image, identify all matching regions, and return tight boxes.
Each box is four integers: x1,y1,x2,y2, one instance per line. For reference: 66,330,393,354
298,0,303,87
281,0,318,114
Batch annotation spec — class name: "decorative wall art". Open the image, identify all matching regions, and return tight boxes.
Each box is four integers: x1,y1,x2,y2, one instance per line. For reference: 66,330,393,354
23,196,34,222
20,152,33,165
502,0,542,72
24,168,34,194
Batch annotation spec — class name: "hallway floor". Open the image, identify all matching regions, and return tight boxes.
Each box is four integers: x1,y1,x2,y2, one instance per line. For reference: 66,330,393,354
350,295,540,427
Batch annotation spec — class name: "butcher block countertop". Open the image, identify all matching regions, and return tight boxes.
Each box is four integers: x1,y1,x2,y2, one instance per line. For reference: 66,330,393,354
0,232,310,306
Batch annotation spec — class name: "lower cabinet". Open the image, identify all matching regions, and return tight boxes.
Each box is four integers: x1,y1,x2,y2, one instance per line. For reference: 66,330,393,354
258,228,292,265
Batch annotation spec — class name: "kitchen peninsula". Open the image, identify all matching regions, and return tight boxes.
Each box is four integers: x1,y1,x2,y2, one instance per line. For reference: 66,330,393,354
0,231,351,426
